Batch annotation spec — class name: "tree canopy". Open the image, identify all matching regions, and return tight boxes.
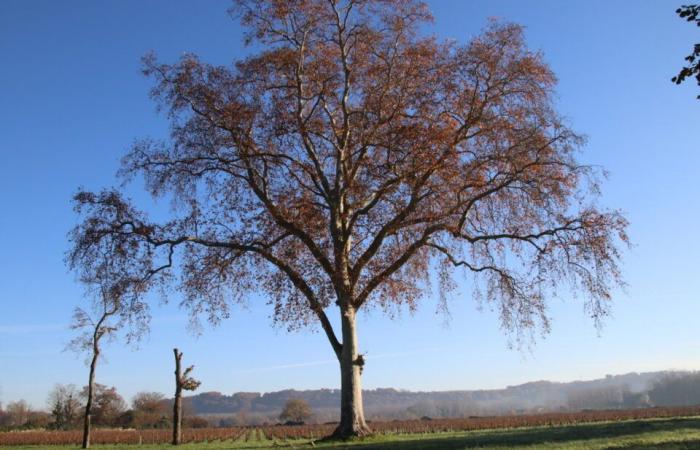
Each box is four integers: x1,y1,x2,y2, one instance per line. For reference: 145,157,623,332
68,0,628,437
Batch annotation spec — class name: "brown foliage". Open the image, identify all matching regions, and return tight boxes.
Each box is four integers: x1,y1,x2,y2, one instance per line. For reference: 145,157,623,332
69,0,627,345
132,392,167,415
67,0,628,436
130,392,169,429
279,398,313,423
79,385,126,426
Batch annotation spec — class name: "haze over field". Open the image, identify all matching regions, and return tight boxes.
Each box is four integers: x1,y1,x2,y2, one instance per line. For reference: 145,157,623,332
178,371,700,424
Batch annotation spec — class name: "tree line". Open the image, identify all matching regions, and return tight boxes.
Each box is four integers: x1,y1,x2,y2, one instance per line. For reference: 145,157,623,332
0,385,208,432
562,374,700,411
6,372,700,431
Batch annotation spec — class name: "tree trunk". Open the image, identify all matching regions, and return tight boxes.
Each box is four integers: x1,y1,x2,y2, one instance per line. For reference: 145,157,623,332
82,350,98,449
172,348,182,446
333,306,371,438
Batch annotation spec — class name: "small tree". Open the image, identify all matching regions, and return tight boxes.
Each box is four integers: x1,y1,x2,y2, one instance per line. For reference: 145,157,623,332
132,392,168,428
132,392,167,414
47,385,81,430
279,399,312,425
672,4,700,98
80,384,126,427
6,400,31,428
172,348,201,445
68,238,150,445
0,403,9,428
69,282,120,448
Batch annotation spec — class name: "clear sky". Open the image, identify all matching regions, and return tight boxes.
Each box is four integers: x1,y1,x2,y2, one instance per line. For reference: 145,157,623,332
1,0,699,409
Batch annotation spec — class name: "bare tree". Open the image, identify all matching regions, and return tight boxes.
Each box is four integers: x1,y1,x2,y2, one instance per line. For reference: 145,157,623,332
0,402,8,428
67,253,145,447
172,348,201,445
47,385,82,430
69,292,117,448
6,400,31,428
68,0,628,438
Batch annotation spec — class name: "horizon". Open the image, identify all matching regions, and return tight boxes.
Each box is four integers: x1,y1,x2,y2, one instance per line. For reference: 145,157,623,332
5,367,700,411
2,0,700,413
159,368,700,396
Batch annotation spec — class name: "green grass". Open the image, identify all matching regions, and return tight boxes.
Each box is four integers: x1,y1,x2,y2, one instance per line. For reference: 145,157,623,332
8,416,700,449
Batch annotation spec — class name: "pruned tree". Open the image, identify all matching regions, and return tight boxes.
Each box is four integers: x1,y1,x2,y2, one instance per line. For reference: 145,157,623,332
68,0,628,438
672,4,700,98
172,348,201,445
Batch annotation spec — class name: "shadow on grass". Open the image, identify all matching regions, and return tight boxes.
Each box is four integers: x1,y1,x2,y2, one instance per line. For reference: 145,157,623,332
325,417,700,450
603,440,700,450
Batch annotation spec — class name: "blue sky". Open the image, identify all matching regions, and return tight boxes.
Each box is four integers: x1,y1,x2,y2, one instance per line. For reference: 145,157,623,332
1,0,699,409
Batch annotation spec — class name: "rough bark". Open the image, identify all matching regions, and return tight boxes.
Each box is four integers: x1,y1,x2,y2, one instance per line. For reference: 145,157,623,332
332,306,371,438
172,348,183,446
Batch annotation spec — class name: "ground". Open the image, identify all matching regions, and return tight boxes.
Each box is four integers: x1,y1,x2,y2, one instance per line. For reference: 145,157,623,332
5,416,700,449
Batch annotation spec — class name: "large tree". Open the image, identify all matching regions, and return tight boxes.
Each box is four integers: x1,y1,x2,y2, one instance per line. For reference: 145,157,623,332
68,0,627,438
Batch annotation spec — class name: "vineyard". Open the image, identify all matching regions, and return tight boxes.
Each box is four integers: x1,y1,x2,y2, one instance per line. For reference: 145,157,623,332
2,406,700,446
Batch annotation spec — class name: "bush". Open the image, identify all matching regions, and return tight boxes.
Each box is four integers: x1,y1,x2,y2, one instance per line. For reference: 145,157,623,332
279,399,312,424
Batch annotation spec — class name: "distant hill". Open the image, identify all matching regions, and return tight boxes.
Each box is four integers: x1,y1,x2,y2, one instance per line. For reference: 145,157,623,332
180,370,695,425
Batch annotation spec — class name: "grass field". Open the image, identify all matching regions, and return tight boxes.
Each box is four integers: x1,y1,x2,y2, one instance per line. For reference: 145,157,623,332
5,416,700,450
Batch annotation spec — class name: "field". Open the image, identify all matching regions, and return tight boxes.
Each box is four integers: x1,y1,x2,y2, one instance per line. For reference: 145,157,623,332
4,407,700,449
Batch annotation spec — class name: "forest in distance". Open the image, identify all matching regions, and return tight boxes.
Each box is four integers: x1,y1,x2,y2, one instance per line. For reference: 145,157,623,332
3,370,700,431
147,370,700,425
